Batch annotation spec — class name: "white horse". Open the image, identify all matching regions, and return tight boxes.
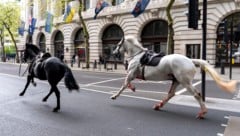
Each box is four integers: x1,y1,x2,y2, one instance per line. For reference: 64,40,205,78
111,35,237,119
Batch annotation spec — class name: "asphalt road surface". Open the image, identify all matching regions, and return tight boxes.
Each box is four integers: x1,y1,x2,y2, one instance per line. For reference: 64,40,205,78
0,63,239,136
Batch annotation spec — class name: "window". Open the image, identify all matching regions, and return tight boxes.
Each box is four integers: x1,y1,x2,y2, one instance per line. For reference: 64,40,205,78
186,44,200,59
84,0,90,10
112,0,124,6
141,20,168,54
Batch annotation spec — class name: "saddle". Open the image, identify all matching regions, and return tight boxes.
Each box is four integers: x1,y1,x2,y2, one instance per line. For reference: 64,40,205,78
140,51,165,66
40,52,51,62
29,53,52,80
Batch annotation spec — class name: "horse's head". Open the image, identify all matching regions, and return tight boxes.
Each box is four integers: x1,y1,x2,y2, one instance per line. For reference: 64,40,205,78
113,37,125,58
23,43,40,62
113,36,147,59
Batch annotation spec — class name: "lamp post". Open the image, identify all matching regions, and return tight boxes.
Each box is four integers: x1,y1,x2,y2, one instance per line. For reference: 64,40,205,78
201,0,207,101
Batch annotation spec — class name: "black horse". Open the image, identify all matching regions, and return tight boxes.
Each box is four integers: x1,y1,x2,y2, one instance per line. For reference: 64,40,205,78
20,43,79,112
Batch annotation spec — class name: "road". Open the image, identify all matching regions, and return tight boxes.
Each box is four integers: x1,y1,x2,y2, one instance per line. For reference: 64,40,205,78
0,62,239,136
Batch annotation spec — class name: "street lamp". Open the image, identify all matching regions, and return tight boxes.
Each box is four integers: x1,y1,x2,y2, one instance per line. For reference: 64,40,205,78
201,0,207,101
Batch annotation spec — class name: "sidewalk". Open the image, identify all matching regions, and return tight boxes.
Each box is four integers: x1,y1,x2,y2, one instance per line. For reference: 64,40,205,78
68,62,240,81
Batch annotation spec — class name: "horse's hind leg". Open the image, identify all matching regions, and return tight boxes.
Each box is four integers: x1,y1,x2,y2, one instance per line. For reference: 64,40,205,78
185,84,207,119
31,78,36,86
52,85,61,112
153,81,179,110
19,75,32,96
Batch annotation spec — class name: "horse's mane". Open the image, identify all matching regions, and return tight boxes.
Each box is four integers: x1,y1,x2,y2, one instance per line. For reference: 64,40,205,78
125,35,147,51
26,43,40,54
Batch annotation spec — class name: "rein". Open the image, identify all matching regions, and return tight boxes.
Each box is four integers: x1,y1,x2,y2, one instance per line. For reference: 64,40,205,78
127,50,144,61
18,62,30,77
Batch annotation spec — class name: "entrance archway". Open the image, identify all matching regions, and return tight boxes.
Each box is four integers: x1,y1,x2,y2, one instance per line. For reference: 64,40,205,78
141,20,168,54
54,31,64,58
216,12,240,66
74,28,85,62
102,24,124,62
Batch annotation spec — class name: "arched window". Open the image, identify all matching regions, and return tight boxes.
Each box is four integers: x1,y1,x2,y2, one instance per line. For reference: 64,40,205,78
216,12,240,66
54,31,64,58
102,24,124,62
141,20,168,54
39,33,46,53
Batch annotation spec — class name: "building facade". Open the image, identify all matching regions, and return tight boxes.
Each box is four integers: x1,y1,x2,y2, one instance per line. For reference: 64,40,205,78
18,0,240,66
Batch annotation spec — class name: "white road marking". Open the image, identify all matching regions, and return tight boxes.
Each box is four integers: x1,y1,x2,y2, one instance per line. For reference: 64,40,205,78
221,124,227,127
217,133,224,136
134,80,170,84
82,87,160,102
83,77,125,86
1,73,240,113
91,84,168,94
175,81,202,95
224,116,230,119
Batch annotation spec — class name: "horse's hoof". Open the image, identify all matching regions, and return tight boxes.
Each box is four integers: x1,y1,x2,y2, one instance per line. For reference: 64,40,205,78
19,93,24,96
196,115,205,119
42,98,47,102
131,87,136,92
153,102,164,110
196,111,207,119
153,104,160,110
32,83,37,86
110,95,117,100
52,108,60,112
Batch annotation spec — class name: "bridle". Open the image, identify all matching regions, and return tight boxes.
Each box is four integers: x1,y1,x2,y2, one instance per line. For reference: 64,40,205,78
116,37,124,55
114,37,125,60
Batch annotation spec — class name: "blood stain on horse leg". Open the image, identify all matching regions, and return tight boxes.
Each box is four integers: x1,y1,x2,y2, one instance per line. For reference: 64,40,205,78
127,83,136,92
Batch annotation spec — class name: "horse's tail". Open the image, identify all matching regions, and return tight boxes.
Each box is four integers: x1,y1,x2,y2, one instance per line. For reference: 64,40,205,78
64,66,79,91
192,59,237,93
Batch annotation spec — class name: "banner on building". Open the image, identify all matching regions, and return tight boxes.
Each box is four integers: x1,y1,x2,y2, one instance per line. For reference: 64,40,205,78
94,0,109,19
45,12,53,33
28,18,37,35
63,5,75,23
18,20,25,36
131,0,150,17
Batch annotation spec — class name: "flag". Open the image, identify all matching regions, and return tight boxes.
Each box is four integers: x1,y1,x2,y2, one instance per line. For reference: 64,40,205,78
28,18,37,35
63,5,75,23
45,12,53,33
94,0,109,19
18,20,25,36
131,0,150,17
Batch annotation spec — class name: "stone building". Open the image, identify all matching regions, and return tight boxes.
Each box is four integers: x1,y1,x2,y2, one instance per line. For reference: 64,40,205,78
18,0,240,66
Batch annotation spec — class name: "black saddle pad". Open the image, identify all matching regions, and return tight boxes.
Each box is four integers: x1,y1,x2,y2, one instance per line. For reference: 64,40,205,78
140,51,165,66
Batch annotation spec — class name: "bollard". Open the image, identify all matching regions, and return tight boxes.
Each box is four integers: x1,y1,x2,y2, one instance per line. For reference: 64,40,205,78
94,60,97,69
114,61,117,69
220,61,225,75
125,60,128,70
71,60,73,67
78,60,80,68
104,60,107,69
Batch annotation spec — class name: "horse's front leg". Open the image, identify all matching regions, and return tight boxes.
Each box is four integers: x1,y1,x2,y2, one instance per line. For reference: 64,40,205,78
52,86,61,112
19,75,32,96
111,73,135,100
